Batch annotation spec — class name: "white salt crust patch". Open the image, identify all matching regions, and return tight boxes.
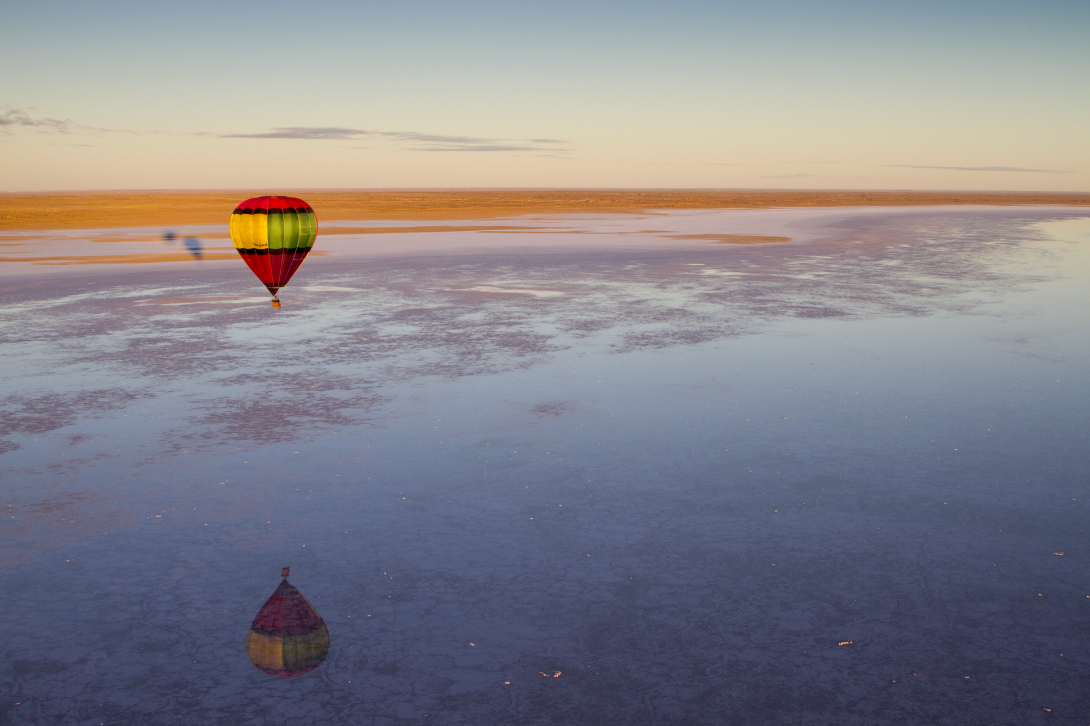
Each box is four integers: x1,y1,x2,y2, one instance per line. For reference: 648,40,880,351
462,286,564,297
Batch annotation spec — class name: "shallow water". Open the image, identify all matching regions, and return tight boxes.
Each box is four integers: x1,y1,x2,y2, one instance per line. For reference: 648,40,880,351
1,207,1088,725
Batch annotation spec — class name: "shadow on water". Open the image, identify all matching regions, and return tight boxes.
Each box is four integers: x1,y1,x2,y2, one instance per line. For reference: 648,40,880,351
163,230,203,260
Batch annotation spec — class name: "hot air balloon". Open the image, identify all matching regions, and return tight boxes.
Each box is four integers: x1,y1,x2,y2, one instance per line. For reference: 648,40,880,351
230,197,317,308
246,568,330,677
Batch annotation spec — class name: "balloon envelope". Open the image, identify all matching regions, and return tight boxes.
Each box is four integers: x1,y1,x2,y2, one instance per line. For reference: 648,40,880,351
246,576,329,677
229,196,317,298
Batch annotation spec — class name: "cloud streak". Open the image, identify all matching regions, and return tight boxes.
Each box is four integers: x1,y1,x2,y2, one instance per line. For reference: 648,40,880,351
890,165,1072,174
1,107,139,136
221,127,362,140
221,126,568,153
1,111,566,155
0,108,76,133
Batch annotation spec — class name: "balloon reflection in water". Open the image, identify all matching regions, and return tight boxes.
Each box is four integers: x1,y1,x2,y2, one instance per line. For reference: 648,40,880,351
246,568,330,677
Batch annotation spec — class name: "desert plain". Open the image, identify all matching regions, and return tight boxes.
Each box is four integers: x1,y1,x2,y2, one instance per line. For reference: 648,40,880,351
0,189,1088,230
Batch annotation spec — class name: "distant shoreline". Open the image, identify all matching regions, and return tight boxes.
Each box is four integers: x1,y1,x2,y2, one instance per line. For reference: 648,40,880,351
2,189,1088,231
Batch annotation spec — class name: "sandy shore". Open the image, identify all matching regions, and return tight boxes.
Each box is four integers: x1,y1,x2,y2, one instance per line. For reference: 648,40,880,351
2,189,1089,230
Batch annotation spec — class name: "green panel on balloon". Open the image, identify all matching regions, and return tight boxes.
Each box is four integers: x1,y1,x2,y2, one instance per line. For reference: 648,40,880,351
301,212,317,248
281,628,331,673
267,212,285,250
283,211,300,249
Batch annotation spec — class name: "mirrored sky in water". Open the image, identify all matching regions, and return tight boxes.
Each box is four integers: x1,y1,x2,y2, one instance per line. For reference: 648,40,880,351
1,207,1088,725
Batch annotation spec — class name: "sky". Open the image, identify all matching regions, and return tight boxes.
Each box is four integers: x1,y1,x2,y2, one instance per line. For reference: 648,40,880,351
1,0,1087,192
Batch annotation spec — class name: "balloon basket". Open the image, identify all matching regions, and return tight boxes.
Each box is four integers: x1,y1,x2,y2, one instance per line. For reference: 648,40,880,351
271,299,281,309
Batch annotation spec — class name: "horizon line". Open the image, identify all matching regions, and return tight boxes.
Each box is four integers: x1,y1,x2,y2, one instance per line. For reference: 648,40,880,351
3,187,1089,196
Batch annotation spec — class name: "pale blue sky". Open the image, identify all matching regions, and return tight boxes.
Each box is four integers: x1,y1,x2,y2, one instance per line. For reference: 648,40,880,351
2,0,1087,190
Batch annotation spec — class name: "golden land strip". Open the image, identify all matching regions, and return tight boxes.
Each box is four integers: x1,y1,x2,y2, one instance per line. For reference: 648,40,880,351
2,190,1089,231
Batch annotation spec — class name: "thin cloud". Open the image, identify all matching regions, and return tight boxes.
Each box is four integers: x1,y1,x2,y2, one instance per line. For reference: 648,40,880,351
406,144,551,153
890,164,1072,174
1,107,139,136
222,127,363,140
758,173,816,179
221,126,567,153
2,110,561,152
0,108,75,133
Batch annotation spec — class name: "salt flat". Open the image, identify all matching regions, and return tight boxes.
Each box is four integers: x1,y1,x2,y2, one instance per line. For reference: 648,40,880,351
1,206,1088,725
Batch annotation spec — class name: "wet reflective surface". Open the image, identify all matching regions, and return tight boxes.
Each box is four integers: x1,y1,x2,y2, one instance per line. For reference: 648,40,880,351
247,569,330,678
2,207,1089,724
